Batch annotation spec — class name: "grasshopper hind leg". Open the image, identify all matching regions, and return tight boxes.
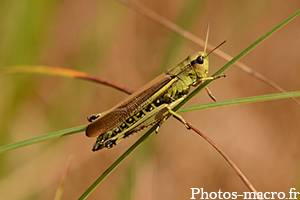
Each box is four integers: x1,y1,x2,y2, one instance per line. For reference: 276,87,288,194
155,96,190,134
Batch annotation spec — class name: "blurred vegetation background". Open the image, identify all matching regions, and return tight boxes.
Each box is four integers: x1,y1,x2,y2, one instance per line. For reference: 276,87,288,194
0,0,300,199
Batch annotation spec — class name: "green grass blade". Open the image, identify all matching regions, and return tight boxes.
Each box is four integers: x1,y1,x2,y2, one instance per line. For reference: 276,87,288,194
0,125,86,154
179,91,300,113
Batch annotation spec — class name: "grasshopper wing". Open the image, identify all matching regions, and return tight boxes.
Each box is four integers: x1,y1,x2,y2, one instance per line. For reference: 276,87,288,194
86,74,176,137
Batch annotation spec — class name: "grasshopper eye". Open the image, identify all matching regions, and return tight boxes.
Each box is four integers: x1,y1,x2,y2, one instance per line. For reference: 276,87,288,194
191,55,204,66
87,114,101,122
196,56,204,64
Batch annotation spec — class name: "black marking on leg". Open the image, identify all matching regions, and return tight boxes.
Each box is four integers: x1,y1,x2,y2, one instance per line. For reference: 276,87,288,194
126,117,135,125
135,110,145,119
153,98,165,107
105,139,117,148
114,127,122,134
111,127,122,137
120,122,128,129
145,104,154,112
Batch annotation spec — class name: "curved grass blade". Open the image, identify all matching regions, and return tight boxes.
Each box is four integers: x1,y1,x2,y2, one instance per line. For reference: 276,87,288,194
0,125,86,154
2,65,134,94
117,0,300,105
79,10,300,197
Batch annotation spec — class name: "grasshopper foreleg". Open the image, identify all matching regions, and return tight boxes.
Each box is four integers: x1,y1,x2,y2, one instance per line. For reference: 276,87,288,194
205,87,217,102
202,73,226,102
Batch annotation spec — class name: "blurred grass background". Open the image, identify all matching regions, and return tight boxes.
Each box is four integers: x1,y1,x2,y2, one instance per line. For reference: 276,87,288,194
0,0,300,199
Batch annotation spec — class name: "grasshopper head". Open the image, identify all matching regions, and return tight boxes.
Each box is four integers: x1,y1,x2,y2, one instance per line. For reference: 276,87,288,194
187,51,209,84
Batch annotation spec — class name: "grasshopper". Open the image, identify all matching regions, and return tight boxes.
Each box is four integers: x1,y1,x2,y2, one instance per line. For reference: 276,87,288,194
86,29,225,151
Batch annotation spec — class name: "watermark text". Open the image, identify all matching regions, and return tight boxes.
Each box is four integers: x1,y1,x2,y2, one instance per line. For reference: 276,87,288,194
190,188,300,199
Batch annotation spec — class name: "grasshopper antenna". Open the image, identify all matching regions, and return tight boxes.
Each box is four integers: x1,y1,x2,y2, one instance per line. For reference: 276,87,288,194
203,23,210,54
204,23,226,57
207,40,226,57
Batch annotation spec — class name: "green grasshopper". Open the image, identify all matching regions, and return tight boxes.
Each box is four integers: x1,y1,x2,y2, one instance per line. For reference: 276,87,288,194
86,30,225,151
